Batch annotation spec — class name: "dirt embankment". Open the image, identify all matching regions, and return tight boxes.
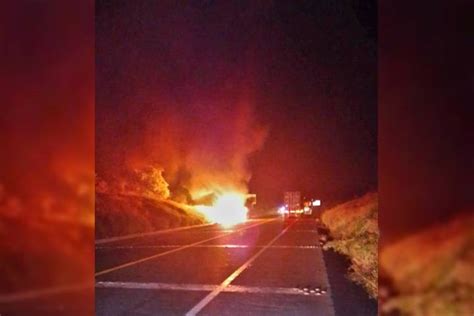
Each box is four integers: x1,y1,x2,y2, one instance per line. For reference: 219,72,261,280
95,192,206,239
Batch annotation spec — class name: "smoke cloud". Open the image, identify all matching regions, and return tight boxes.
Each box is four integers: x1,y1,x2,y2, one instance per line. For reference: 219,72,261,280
96,2,269,204
104,92,268,204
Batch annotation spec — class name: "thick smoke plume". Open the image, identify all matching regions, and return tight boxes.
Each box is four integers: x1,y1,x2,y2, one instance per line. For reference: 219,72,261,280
95,1,269,204
104,95,267,204
96,58,268,204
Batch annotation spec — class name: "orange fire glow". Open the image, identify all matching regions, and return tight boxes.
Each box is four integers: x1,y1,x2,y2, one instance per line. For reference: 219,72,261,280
195,192,248,227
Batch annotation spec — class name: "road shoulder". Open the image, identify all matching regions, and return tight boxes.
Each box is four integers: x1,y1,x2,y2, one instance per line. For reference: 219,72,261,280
322,249,377,316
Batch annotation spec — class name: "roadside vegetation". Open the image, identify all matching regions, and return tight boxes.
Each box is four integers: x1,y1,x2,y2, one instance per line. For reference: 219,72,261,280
321,192,378,298
380,212,474,316
96,193,206,239
95,167,206,239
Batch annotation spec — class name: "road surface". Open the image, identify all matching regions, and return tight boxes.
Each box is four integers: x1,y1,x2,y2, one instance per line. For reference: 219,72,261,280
95,218,336,315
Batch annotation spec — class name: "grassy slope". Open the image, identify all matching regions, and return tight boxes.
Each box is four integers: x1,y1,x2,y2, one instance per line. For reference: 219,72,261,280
380,212,474,316
95,192,207,239
321,192,378,299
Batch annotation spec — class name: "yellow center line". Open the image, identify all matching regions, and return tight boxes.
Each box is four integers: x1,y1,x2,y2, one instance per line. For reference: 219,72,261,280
95,218,277,277
185,219,298,316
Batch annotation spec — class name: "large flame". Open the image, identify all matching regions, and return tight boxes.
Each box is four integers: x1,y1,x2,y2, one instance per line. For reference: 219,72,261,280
195,192,248,227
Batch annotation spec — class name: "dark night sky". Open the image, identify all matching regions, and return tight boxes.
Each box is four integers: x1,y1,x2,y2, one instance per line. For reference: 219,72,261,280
96,1,377,208
379,0,474,243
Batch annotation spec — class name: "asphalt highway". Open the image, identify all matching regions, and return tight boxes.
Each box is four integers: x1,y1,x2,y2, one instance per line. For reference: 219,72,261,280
95,218,335,315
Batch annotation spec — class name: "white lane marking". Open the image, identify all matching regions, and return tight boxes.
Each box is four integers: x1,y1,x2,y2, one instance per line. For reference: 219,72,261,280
185,220,296,316
97,244,319,250
96,223,214,245
96,281,216,292
0,282,92,303
95,219,276,277
95,281,326,297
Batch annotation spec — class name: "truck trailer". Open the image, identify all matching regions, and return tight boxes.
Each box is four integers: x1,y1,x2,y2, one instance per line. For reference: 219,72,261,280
283,191,302,217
